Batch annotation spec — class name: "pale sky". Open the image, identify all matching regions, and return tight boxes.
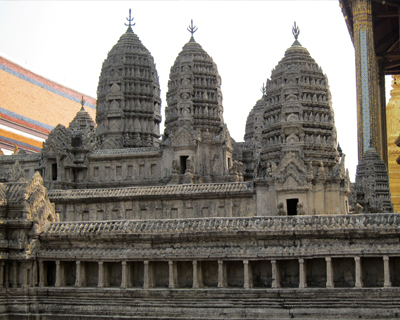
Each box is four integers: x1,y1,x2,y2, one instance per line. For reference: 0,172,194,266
0,1,392,180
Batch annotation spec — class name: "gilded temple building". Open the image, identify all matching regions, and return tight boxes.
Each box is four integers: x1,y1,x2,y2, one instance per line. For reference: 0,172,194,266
0,13,397,320
387,75,400,211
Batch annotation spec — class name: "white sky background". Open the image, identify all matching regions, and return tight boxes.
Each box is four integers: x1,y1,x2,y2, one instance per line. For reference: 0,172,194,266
0,0,393,181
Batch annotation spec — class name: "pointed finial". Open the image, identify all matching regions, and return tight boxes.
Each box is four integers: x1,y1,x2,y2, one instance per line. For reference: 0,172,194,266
292,21,300,40
125,9,136,32
80,96,85,110
260,83,266,96
187,19,198,42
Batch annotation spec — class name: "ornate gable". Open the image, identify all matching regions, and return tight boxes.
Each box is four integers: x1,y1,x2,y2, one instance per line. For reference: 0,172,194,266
42,124,72,154
101,137,121,150
275,152,309,189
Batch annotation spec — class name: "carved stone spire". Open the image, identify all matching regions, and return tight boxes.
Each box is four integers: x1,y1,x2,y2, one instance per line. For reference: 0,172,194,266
96,13,161,149
354,146,393,213
259,39,338,168
164,30,224,141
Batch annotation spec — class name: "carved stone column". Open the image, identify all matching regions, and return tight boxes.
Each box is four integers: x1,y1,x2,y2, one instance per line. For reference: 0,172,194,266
12,261,17,288
55,261,62,287
39,261,45,287
243,260,250,289
218,260,226,288
383,256,391,288
121,261,128,289
299,259,307,289
325,257,334,288
271,260,280,288
32,260,37,287
97,261,104,288
143,261,150,289
192,261,199,289
4,263,8,288
75,261,81,287
168,261,176,288
354,257,363,288
0,261,4,287
22,264,28,288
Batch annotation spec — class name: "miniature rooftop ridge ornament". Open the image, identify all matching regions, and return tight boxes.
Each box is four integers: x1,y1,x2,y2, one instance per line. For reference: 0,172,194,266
187,19,198,42
125,9,136,32
292,21,301,46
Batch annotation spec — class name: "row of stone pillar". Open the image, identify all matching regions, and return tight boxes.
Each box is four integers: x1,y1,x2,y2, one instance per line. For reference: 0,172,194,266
31,256,393,289
0,261,38,289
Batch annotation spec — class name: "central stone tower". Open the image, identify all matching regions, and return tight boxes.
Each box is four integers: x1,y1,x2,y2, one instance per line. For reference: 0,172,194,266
96,11,162,149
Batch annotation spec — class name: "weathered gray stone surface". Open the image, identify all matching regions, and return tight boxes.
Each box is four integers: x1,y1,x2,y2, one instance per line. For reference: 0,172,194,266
351,146,393,213
0,19,396,319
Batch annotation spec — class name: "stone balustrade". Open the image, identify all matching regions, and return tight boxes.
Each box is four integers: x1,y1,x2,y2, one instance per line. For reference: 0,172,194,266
43,213,400,236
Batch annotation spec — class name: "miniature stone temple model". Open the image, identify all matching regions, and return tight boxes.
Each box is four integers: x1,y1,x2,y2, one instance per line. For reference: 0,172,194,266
0,15,398,320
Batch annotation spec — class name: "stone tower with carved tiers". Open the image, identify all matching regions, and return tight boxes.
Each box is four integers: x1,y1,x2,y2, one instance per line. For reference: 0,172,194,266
353,146,393,213
252,32,350,216
162,23,242,184
96,18,161,149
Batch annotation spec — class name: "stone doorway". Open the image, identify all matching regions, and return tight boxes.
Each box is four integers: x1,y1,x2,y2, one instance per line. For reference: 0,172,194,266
287,198,299,215
180,156,188,174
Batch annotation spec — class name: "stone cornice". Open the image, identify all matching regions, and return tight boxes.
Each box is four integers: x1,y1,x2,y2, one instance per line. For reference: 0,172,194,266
88,147,162,159
48,182,254,202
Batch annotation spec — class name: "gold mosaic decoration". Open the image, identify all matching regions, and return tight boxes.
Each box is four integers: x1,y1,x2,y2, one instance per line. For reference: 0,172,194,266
353,0,382,160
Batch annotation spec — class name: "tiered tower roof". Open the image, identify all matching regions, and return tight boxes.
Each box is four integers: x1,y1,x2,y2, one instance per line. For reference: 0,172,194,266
259,32,339,168
355,146,393,212
69,100,96,133
164,21,224,139
96,10,161,149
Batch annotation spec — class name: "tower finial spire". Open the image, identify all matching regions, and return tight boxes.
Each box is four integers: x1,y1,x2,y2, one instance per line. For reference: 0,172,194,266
260,83,266,97
187,19,198,42
125,9,136,32
292,21,300,40
291,22,301,46
80,96,85,110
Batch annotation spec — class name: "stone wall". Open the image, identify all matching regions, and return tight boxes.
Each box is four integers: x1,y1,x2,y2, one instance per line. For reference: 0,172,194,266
48,182,255,221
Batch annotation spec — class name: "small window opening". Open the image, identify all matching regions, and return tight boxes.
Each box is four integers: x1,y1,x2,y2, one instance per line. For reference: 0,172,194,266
228,157,232,168
51,163,57,181
180,156,189,174
287,198,299,216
